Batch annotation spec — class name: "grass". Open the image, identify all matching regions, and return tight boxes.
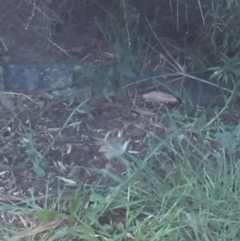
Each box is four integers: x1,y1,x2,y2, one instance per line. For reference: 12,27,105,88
1,96,240,241
1,1,240,240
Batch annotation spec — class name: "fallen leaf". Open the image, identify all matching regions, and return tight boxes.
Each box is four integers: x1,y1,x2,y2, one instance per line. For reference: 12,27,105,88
57,176,76,184
142,91,178,104
12,220,61,240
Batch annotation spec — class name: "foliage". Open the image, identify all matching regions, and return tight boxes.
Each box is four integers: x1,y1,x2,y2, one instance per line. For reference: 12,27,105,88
1,0,240,86
2,1,240,241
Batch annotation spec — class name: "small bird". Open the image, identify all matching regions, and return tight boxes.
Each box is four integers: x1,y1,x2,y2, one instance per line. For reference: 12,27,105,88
94,132,129,160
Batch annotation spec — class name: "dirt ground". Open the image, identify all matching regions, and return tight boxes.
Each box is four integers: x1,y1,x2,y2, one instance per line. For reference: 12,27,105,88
0,2,184,206
1,0,239,222
0,83,180,204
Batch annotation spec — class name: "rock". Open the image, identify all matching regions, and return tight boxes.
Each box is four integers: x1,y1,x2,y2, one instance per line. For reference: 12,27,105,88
3,61,75,93
2,60,229,107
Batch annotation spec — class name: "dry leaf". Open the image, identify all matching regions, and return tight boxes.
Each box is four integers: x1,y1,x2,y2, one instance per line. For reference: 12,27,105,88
142,91,178,104
12,220,61,240
57,176,76,184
